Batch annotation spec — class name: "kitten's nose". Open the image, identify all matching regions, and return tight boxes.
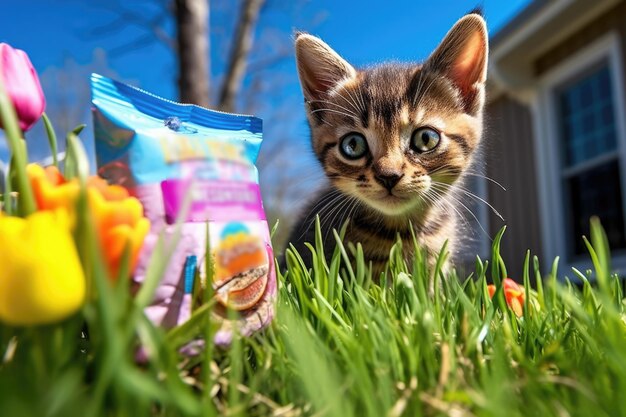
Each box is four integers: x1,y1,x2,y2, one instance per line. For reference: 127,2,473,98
374,172,403,191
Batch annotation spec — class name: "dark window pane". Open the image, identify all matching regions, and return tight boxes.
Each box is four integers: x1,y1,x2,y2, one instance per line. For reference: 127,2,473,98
582,111,595,131
561,94,573,116
598,68,611,96
601,102,614,124
600,127,617,154
559,66,617,166
580,80,593,107
567,160,626,255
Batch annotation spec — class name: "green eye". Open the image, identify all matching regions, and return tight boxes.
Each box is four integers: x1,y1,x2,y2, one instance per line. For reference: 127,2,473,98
339,132,368,160
411,127,440,153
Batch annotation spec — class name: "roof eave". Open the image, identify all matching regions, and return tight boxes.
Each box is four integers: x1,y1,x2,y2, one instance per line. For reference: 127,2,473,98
489,0,621,93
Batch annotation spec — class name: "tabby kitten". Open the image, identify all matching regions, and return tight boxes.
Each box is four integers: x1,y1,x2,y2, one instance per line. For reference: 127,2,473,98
286,13,488,275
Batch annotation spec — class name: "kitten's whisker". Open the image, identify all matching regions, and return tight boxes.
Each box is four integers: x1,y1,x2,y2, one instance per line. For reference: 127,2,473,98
306,191,342,218
334,196,358,230
320,200,345,242
317,193,344,223
342,88,366,116
333,90,362,116
317,193,348,228
346,197,361,227
320,195,355,240
357,88,367,118
299,190,344,237
425,189,476,238
428,163,458,176
429,187,492,241
414,73,439,111
431,181,504,221
421,190,467,231
432,164,507,192
462,172,507,191
310,108,359,121
411,70,426,108
425,186,467,224
308,99,360,118
419,190,470,250
337,196,360,238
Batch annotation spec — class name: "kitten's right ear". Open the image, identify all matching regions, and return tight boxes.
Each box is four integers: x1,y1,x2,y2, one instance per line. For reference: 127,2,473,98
425,14,488,114
295,33,357,102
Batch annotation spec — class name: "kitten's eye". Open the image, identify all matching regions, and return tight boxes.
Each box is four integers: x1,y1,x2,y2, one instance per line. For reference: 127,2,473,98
339,132,368,160
411,127,440,153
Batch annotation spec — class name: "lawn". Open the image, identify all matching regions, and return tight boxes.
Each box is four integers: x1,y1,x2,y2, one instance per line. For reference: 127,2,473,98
1,215,625,417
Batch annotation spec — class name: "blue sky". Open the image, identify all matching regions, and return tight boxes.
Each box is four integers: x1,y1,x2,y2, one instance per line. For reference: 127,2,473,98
0,0,530,203
3,0,529,100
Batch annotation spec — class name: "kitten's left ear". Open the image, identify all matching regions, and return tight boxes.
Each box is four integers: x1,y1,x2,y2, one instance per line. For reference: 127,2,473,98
425,14,488,114
295,33,357,102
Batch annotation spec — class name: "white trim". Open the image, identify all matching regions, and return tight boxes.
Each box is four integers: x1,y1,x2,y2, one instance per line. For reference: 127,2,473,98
532,31,626,277
492,0,574,61
561,151,619,178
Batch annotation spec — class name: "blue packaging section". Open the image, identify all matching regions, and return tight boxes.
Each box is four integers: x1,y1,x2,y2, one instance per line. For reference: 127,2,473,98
90,73,263,185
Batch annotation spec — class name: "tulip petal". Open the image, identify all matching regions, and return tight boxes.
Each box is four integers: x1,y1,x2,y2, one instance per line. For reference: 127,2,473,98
487,284,496,298
487,278,525,317
0,43,46,131
0,211,85,326
27,163,151,281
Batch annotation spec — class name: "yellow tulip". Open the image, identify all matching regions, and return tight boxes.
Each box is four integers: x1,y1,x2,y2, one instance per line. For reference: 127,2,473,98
0,210,85,326
27,164,150,280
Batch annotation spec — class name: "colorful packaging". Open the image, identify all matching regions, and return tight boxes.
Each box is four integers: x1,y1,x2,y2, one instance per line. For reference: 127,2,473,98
90,73,275,346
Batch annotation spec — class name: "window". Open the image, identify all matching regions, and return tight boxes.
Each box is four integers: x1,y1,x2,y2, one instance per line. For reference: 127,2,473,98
557,64,626,257
533,32,626,273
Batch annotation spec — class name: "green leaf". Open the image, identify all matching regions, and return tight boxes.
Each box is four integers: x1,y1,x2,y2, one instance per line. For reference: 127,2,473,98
64,133,89,182
72,123,87,136
41,113,58,167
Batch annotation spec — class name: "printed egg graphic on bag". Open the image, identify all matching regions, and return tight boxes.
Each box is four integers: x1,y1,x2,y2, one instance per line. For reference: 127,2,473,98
213,223,269,311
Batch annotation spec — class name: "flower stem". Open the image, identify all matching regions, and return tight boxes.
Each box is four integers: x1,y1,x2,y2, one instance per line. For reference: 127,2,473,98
0,76,36,216
42,113,58,167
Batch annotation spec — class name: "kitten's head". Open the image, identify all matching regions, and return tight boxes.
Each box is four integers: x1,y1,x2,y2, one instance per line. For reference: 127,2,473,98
295,14,488,217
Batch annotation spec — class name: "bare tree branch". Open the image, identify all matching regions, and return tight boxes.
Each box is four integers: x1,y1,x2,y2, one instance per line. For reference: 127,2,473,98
217,0,265,112
108,33,156,57
246,47,291,74
83,0,175,50
175,0,210,106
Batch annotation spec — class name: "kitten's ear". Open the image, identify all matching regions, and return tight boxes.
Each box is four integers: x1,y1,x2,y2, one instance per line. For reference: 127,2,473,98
425,14,488,113
295,33,357,101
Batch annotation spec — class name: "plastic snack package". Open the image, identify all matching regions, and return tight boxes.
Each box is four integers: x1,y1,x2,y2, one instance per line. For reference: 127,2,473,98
90,73,275,347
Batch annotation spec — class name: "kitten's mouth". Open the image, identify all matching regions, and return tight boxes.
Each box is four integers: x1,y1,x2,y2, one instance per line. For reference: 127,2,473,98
383,193,408,203
361,191,419,216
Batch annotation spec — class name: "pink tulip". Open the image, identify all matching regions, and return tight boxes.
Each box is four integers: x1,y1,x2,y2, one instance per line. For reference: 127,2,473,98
0,43,45,132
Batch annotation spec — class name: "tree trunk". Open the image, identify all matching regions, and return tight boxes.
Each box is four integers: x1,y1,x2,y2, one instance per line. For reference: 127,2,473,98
175,0,210,107
217,0,265,113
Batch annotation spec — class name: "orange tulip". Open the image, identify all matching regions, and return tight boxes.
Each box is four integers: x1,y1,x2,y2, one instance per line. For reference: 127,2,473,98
87,186,150,279
28,164,79,216
27,164,149,279
487,278,524,317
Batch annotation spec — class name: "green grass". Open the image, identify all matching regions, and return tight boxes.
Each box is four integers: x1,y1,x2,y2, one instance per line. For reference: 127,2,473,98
1,216,626,417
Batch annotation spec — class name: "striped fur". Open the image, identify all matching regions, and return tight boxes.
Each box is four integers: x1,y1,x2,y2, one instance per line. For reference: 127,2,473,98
287,14,489,277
